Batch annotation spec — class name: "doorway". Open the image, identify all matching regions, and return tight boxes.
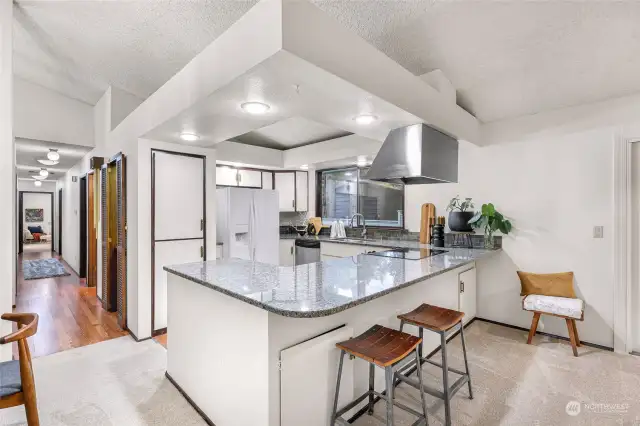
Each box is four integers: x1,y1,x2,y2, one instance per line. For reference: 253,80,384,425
58,188,62,255
79,176,87,278
18,191,54,255
151,149,206,336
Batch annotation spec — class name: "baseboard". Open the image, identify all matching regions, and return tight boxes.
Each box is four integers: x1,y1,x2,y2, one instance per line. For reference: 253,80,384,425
127,328,152,342
347,318,477,423
152,328,167,337
165,372,215,426
475,317,614,352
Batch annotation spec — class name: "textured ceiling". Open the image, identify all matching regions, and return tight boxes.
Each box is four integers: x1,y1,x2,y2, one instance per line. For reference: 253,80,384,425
15,138,93,180
12,0,640,122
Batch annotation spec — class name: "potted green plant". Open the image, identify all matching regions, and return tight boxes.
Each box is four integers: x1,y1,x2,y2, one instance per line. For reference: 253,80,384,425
446,196,475,232
468,203,512,249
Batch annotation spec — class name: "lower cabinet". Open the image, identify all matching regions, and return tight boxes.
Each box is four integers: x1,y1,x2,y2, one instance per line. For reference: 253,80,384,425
215,245,222,260
280,326,354,425
458,266,477,324
279,239,295,266
320,242,387,258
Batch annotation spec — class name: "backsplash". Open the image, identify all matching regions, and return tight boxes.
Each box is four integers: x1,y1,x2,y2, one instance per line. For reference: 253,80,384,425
279,211,308,226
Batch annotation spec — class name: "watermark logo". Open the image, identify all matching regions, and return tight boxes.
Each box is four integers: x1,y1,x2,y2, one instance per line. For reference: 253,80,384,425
566,400,581,416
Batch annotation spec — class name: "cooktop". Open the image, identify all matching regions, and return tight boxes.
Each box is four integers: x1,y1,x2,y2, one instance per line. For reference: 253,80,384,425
367,247,448,260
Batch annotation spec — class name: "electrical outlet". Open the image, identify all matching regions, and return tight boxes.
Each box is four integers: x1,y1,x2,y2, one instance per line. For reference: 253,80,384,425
593,226,604,238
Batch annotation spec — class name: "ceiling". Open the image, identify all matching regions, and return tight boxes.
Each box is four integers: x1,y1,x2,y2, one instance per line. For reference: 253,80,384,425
15,138,93,181
12,0,640,123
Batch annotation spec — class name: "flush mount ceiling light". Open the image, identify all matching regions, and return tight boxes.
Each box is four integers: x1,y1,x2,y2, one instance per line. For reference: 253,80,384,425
37,159,58,166
47,149,60,161
32,175,45,180
34,180,42,187
180,132,200,142
39,168,48,178
354,114,378,125
300,164,309,170
241,102,270,115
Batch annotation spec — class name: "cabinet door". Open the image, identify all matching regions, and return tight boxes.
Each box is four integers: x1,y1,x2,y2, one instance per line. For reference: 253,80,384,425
458,267,477,324
281,326,354,426
216,166,238,186
295,171,308,212
237,169,262,188
279,239,295,266
275,172,296,212
262,172,273,189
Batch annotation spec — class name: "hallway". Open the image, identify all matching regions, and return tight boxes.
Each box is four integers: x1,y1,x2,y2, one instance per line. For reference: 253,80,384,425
14,249,128,359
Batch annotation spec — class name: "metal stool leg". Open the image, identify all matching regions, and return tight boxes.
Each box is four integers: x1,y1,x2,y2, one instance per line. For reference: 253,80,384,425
399,319,405,332
440,332,452,426
368,363,375,415
459,323,473,400
385,366,394,426
331,350,345,425
418,327,424,359
415,347,429,425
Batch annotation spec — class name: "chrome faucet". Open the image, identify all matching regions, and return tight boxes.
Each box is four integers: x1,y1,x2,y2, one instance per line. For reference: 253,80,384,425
350,213,367,238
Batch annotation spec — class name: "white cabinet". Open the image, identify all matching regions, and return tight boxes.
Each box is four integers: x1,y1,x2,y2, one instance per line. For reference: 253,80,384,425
279,239,295,266
280,326,354,426
295,171,308,212
275,172,296,212
262,172,273,189
458,266,477,324
237,169,262,188
216,245,222,259
216,166,238,186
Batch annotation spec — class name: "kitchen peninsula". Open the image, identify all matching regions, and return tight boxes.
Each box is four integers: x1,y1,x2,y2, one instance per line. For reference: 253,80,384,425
164,240,497,426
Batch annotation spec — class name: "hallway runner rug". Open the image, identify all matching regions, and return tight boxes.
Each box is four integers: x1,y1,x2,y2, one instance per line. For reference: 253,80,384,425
22,258,70,280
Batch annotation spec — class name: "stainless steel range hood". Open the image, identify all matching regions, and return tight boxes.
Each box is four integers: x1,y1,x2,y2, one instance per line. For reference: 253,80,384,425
364,123,458,185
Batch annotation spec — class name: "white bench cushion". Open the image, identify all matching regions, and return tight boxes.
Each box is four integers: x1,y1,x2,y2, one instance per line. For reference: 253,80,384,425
523,294,584,319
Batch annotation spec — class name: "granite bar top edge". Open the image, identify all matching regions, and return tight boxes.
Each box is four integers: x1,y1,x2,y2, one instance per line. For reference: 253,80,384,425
163,254,488,318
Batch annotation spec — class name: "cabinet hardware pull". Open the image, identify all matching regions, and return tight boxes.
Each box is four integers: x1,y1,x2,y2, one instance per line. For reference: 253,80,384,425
460,281,465,293
292,199,295,208
200,219,204,231
290,246,293,255
200,246,204,259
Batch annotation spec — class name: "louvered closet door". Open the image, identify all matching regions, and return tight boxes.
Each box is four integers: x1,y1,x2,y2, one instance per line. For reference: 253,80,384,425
153,151,205,333
100,166,109,310
115,156,127,328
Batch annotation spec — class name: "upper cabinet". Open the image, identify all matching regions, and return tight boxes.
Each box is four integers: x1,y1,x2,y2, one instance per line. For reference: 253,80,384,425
275,172,296,212
216,166,262,188
274,171,308,212
295,171,308,212
262,172,273,190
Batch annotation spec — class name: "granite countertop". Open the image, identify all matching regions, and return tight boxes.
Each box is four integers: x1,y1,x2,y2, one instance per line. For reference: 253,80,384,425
281,234,435,250
164,242,498,318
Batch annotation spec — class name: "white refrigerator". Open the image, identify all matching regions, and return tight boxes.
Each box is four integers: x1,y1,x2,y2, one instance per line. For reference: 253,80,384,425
216,187,280,265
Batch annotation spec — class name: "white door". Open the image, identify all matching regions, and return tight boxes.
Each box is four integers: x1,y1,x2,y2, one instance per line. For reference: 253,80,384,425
295,171,308,212
216,166,238,186
275,172,295,212
458,267,477,324
262,172,273,189
237,169,262,188
153,151,205,333
280,326,354,426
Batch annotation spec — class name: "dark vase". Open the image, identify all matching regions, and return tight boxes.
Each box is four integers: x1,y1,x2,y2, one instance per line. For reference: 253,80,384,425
448,211,475,232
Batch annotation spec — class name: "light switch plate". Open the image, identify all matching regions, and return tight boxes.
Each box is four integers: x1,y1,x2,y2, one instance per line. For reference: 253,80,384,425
593,226,604,238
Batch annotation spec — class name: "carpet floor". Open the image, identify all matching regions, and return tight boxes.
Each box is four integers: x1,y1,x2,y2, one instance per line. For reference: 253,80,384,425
1,321,639,426
22,258,70,280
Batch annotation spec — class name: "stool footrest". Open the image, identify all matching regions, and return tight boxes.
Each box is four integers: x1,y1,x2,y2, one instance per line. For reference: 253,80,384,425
333,389,428,425
397,356,467,378
395,368,470,401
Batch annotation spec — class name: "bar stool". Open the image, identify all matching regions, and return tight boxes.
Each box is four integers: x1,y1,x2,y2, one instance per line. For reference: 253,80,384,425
396,304,473,426
331,325,429,426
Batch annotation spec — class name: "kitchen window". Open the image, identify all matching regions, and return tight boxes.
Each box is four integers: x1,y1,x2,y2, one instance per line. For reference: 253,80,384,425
318,167,404,228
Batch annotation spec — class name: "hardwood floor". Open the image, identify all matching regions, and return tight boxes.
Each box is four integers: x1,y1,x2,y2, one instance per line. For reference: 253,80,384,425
13,250,128,359
153,333,167,348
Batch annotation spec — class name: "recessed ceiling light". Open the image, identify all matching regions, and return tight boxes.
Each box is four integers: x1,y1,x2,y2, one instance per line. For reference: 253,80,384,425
344,172,353,177
38,159,58,166
34,180,42,187
47,149,60,161
180,132,200,142
300,164,309,170
241,102,270,115
354,114,378,125
39,168,48,177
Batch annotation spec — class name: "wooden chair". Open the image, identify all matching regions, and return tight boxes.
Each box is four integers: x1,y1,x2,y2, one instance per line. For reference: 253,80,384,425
0,313,40,425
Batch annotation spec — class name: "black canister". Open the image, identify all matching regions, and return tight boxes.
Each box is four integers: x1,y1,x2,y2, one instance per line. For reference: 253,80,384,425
431,224,445,247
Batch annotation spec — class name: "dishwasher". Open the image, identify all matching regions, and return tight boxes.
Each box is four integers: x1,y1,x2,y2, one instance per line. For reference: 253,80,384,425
295,239,321,265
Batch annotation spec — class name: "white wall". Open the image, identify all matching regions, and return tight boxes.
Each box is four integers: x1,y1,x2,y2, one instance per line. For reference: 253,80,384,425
131,138,217,339
405,128,616,347
0,0,14,362
23,193,52,234
110,87,144,130
17,180,56,192
14,78,94,147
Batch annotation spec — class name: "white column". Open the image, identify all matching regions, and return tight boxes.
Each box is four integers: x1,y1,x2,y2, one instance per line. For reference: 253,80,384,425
0,0,15,362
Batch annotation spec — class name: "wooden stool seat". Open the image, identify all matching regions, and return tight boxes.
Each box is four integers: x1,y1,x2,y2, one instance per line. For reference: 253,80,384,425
336,325,422,367
398,303,465,332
